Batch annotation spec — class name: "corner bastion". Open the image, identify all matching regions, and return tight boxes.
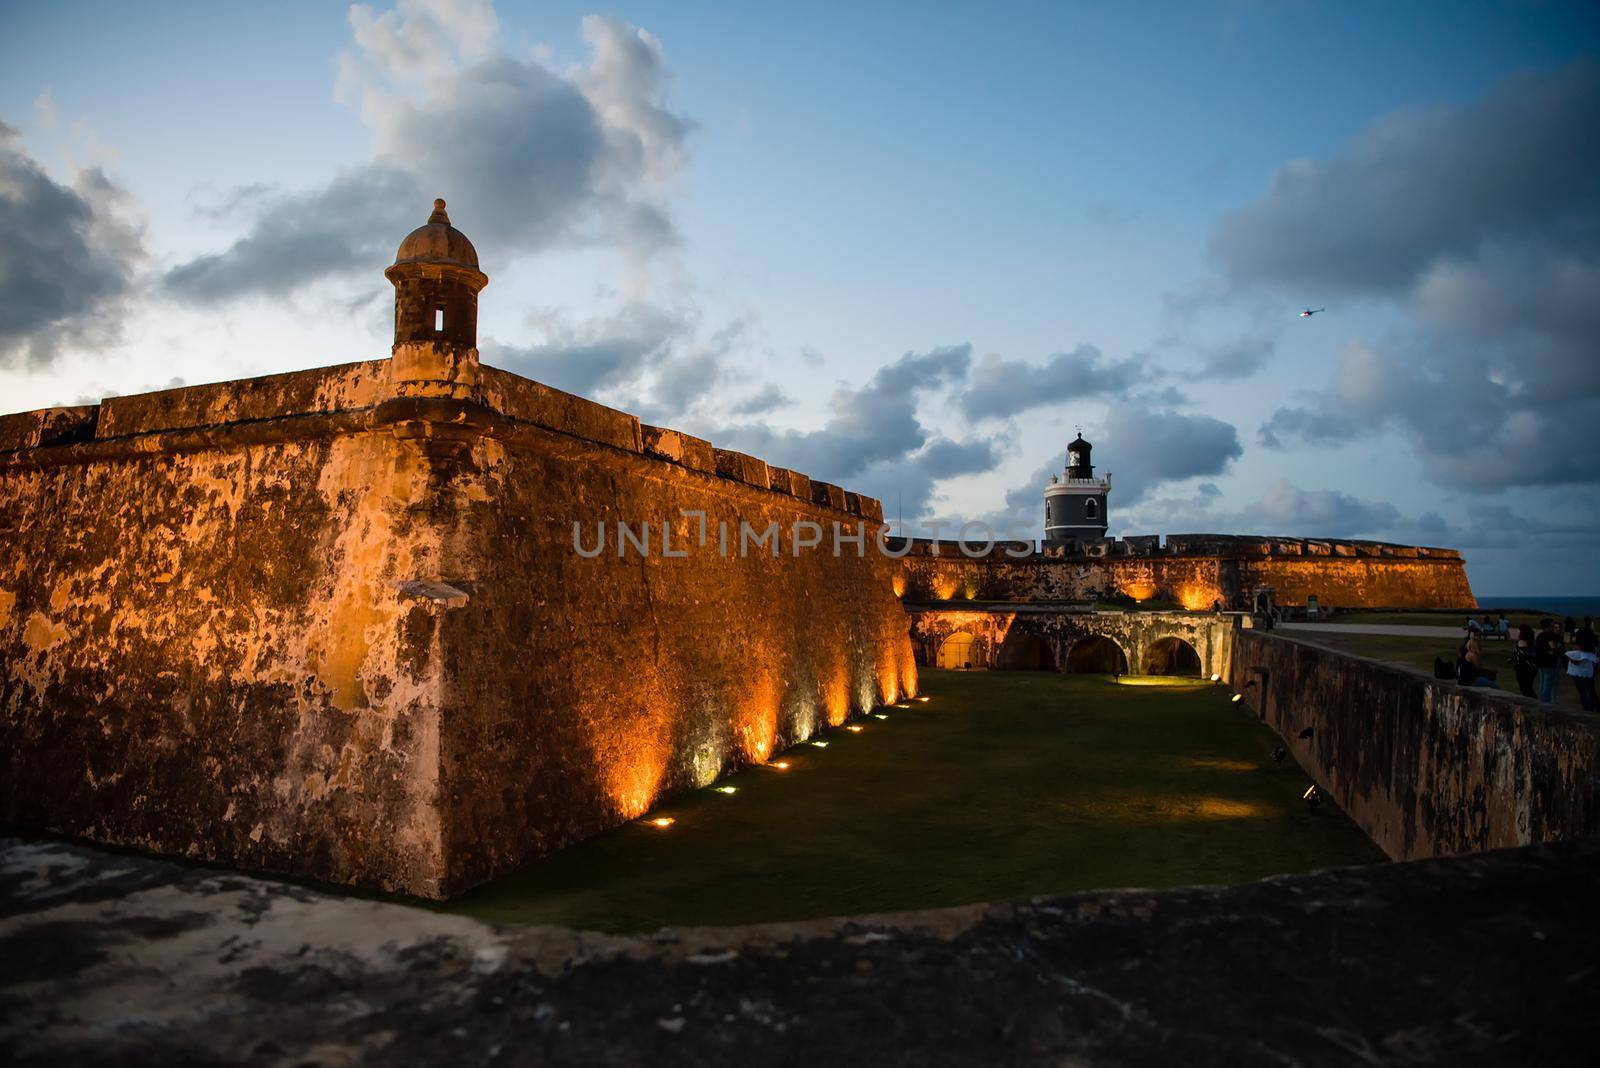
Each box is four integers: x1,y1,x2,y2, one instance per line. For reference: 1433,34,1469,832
0,204,915,899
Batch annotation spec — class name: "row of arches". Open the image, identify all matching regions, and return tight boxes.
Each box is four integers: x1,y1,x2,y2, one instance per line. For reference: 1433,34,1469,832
936,630,1202,676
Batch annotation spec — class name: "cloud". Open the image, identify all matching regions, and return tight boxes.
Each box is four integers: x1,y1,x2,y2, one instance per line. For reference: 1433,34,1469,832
1214,59,1600,492
715,344,997,517
166,3,691,304
0,122,146,367
978,402,1242,534
1257,401,1360,449
957,344,1146,421
483,300,684,398
1094,401,1242,507
1199,335,1274,380
1211,60,1600,295
728,384,791,416
1122,478,1402,541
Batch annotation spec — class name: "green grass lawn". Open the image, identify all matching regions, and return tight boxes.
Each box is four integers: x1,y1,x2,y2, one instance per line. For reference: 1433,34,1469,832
1280,631,1588,712
438,669,1386,932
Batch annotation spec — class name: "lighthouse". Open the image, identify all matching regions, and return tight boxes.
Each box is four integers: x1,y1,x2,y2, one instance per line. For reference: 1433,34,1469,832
1043,431,1110,545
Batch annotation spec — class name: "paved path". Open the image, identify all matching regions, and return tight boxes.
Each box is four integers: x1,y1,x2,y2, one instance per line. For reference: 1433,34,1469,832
3,836,1598,1065
1280,622,1479,639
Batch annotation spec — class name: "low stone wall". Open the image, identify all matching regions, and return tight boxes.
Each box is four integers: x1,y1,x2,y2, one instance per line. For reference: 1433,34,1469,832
1228,630,1600,860
0,359,914,898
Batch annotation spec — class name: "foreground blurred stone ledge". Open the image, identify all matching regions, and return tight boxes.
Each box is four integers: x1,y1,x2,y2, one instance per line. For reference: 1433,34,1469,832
3,836,1596,1067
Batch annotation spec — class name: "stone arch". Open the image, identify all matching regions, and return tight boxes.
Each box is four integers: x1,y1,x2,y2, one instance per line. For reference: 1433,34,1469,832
1064,634,1129,675
1142,635,1203,676
937,632,981,670
996,628,1057,671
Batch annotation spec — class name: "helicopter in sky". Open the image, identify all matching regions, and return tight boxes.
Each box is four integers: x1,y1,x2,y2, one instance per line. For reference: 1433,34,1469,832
1299,307,1325,318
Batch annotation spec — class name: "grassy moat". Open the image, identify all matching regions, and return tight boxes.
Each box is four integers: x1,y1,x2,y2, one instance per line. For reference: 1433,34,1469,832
441,669,1385,932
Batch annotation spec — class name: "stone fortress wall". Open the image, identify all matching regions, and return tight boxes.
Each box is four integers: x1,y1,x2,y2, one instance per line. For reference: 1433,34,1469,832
1229,630,1600,859
0,358,915,899
893,533,1476,610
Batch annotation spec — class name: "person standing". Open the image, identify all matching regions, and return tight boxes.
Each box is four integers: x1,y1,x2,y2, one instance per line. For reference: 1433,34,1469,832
1566,632,1598,712
1534,619,1566,704
1512,624,1539,698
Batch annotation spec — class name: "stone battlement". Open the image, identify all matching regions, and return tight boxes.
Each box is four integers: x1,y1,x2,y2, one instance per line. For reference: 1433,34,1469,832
889,533,1463,562
0,361,884,525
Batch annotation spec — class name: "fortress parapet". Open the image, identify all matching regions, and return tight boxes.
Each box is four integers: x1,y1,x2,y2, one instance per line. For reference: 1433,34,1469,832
893,531,1474,610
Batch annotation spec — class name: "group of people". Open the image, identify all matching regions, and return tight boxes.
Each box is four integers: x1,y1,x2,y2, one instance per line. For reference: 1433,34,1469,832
1458,615,1598,711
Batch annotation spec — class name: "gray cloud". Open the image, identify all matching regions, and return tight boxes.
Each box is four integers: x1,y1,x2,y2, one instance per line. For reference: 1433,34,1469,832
858,436,1001,526
1094,402,1243,507
1122,478,1401,541
720,346,979,489
166,11,690,304
484,300,683,398
728,384,791,416
1200,335,1274,380
0,123,145,367
980,402,1243,535
1257,402,1360,449
957,344,1146,421
1211,60,1600,295
1215,59,1600,492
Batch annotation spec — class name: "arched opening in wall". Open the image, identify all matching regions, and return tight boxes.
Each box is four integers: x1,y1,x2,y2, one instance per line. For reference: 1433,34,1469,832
1065,635,1129,675
996,629,1057,671
1142,636,1202,676
1085,498,1097,520
937,632,980,670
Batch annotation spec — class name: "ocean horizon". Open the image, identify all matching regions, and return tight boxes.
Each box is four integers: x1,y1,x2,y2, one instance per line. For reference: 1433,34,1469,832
1476,596,1600,618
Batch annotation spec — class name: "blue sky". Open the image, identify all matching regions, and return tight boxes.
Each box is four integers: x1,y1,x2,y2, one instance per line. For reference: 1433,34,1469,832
3,1,1597,595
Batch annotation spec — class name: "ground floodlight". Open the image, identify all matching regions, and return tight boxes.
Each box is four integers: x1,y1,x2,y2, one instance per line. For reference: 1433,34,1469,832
810,740,829,748
1231,693,1244,703
1302,785,1322,812
771,760,791,770
846,724,864,733
714,785,738,795
647,817,675,828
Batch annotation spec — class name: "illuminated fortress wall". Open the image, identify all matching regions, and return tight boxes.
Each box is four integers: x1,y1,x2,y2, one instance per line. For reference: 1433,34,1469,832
895,535,1475,610
0,361,914,898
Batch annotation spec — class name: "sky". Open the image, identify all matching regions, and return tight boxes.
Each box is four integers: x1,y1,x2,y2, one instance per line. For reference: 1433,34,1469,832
2,0,1597,595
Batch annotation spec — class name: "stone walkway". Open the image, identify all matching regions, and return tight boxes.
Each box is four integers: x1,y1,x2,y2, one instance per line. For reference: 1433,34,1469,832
3,836,1598,1065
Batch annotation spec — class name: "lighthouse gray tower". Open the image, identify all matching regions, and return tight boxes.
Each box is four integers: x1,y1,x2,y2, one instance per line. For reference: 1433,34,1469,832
1043,432,1110,545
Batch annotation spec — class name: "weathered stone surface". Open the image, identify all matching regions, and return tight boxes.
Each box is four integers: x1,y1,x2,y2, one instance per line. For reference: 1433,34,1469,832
3,835,1596,1066
895,538,1475,610
712,447,769,488
640,424,716,473
1229,631,1600,860
478,365,641,453
908,606,1236,679
96,360,390,437
0,355,913,899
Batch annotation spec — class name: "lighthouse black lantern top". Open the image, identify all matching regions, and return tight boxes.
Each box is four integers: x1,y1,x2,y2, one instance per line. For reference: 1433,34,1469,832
1066,432,1094,479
